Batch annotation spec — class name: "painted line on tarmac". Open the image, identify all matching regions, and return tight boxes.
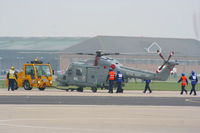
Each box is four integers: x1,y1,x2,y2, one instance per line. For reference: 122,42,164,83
0,123,88,131
0,119,97,131
185,99,200,104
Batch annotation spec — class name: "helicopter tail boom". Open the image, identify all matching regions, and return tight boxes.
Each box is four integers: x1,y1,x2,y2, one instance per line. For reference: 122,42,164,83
119,60,178,81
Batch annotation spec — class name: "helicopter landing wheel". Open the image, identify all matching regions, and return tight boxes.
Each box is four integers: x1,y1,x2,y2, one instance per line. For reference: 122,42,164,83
77,87,83,92
91,87,97,93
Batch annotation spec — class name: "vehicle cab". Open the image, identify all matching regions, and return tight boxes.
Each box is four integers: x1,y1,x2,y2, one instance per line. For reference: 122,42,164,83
16,59,53,90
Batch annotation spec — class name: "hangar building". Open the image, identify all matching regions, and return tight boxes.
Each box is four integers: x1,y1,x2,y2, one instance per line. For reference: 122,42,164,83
62,36,200,75
0,36,199,77
0,37,88,74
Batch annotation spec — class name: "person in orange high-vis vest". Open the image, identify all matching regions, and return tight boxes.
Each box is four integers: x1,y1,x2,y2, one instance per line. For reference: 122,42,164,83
106,68,115,93
177,73,188,95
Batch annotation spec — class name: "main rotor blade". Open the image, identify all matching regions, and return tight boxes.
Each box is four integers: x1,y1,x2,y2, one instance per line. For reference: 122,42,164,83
76,53,95,55
103,53,120,56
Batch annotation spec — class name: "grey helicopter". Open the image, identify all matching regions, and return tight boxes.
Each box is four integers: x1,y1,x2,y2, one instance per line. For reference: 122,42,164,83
56,50,178,92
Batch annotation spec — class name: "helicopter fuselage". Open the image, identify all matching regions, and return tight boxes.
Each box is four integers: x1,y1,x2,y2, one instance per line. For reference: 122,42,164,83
57,56,120,89
56,55,177,92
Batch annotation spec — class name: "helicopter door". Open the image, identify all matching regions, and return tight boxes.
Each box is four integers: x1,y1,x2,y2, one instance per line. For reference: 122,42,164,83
74,67,86,83
86,67,98,86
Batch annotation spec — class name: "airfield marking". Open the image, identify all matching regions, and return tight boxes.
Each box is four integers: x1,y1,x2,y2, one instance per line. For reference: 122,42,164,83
0,123,89,131
185,98,200,104
0,117,140,131
0,119,96,131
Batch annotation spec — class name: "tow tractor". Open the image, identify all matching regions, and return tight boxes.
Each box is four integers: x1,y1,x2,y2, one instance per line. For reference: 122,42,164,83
6,59,53,90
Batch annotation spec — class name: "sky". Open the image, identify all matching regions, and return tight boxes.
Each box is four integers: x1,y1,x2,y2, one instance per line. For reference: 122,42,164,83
0,0,200,38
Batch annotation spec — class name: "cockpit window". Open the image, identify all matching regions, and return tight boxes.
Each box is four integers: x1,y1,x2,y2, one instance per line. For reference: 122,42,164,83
76,68,82,76
67,69,72,75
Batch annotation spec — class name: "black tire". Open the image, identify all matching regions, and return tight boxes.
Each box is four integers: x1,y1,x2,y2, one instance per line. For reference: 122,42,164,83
38,84,46,91
13,80,18,90
38,87,45,91
77,87,83,92
23,80,32,90
91,87,97,93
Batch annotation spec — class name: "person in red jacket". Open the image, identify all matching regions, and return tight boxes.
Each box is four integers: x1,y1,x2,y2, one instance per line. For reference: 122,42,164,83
106,68,115,93
177,73,188,95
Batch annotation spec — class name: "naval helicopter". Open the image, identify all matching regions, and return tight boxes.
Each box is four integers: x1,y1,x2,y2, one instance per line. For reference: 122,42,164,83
56,50,178,92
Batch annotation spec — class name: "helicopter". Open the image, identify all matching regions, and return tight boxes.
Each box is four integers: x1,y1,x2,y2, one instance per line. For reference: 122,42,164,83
56,50,178,92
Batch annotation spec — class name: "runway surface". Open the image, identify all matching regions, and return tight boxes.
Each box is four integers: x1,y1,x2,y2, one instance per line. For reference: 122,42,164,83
0,89,200,133
0,95,200,106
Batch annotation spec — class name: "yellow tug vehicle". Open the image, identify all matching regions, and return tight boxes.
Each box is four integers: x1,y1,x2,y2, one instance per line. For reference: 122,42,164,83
7,59,53,91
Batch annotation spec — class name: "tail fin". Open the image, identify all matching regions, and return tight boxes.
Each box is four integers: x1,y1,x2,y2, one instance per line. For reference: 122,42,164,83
155,61,178,81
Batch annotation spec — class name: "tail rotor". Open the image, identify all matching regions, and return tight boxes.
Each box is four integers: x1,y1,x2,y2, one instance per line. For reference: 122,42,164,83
156,50,174,73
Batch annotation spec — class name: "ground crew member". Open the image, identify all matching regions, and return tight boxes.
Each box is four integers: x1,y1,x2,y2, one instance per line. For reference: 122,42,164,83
189,71,198,96
143,79,152,93
7,66,18,91
177,73,188,95
115,71,124,93
106,68,115,93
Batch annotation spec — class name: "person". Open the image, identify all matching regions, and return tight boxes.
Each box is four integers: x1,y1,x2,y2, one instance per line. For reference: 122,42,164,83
106,68,115,93
7,66,18,91
189,71,198,96
177,73,188,95
115,71,124,93
143,79,152,93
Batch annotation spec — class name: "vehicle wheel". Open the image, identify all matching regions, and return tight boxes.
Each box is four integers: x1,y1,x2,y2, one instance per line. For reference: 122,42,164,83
91,87,97,93
38,87,46,91
23,81,32,90
77,87,83,92
13,80,18,90
38,84,46,91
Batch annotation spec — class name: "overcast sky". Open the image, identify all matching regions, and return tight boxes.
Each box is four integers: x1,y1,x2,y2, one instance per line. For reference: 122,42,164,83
0,0,199,38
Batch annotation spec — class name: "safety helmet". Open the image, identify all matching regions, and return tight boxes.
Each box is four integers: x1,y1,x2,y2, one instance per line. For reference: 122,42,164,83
191,70,195,75
109,68,113,71
181,73,185,76
11,66,15,70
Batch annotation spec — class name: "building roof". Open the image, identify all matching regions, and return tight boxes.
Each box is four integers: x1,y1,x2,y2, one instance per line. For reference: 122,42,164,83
64,36,200,57
0,37,89,51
